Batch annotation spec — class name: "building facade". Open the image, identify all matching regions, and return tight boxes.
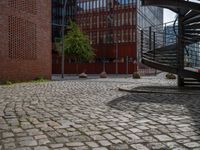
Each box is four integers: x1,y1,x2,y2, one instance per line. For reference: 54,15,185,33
0,0,52,81
52,0,163,74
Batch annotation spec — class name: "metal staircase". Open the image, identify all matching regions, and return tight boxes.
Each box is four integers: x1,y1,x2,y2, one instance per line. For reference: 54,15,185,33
140,0,200,87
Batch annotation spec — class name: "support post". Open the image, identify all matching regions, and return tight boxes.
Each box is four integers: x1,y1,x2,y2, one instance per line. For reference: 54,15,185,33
61,0,68,78
115,40,119,75
177,14,185,87
141,30,143,58
126,56,129,75
164,23,167,46
153,32,156,61
149,27,152,51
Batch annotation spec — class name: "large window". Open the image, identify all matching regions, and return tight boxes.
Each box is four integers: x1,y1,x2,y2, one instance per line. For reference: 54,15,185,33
76,0,137,45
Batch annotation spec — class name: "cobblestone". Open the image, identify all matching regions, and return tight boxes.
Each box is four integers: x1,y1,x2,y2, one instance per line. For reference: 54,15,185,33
86,141,99,148
0,75,200,149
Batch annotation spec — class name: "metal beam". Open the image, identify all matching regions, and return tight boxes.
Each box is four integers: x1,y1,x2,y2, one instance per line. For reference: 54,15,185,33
142,0,200,13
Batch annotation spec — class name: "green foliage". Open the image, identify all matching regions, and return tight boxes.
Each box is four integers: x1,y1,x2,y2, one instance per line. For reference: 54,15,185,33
34,76,49,83
0,76,49,86
2,80,13,85
35,75,45,81
56,21,95,62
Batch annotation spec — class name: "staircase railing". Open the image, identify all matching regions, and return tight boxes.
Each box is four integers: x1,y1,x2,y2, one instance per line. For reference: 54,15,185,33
141,21,177,62
140,0,200,86
185,42,200,68
141,21,200,70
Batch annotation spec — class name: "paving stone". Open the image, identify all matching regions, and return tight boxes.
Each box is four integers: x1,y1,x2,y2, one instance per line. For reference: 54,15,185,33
55,137,69,143
12,128,23,133
49,144,64,148
55,148,69,150
68,135,91,142
92,147,108,150
15,147,32,150
34,146,49,150
189,135,200,140
165,142,182,149
98,140,112,146
154,135,173,142
2,132,14,138
34,134,48,140
129,128,142,133
85,131,101,135
103,134,115,140
16,133,28,137
0,75,200,150
19,140,38,146
184,142,200,148
17,136,34,141
2,137,15,143
126,134,140,140
4,142,16,149
38,138,50,145
86,142,99,148
142,136,158,142
169,133,187,139
66,142,85,147
91,135,105,140
146,142,168,150
130,144,149,150
109,144,129,150
110,139,123,144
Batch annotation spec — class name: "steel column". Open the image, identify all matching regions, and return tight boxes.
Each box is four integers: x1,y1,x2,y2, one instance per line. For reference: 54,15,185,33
61,0,68,78
177,13,185,87
141,30,144,58
153,32,156,60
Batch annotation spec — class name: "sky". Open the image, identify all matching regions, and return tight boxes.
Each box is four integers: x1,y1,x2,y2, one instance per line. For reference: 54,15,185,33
164,9,176,23
164,0,200,23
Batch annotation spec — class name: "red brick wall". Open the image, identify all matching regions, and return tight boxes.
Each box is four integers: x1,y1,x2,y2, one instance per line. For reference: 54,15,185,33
0,0,52,81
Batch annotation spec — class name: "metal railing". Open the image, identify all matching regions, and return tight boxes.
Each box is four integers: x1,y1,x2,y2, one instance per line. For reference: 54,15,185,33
140,20,200,69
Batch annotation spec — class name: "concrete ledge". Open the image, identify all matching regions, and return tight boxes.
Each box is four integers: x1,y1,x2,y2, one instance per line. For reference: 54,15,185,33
119,87,200,95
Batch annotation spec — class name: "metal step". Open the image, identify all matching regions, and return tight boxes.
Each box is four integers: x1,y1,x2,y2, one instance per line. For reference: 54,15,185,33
155,44,177,52
184,30,200,34
184,78,200,82
145,52,177,57
142,58,178,74
142,0,200,13
184,11,199,22
184,82,200,86
184,15,200,25
184,23,200,30
143,55,177,62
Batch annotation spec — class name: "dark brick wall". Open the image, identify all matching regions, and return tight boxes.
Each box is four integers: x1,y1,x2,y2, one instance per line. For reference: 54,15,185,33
0,0,52,81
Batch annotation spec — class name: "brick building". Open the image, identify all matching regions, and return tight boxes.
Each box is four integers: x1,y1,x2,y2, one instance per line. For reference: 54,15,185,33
0,0,163,80
52,0,163,74
0,0,52,81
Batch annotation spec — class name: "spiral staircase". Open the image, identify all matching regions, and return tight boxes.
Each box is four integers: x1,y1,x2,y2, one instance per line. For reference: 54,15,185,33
140,0,200,87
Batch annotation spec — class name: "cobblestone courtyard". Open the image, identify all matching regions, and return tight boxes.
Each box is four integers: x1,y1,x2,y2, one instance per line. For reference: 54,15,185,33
0,75,200,150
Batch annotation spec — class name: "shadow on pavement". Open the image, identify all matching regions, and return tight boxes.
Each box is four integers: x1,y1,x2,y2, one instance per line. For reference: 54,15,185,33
108,86,200,135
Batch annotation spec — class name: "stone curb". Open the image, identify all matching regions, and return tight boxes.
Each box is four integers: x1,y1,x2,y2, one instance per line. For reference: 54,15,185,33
119,87,200,95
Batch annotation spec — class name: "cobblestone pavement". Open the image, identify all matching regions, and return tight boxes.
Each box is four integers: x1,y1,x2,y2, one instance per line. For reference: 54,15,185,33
0,75,200,150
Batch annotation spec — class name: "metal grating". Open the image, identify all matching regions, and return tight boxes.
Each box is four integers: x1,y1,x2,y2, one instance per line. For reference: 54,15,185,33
8,16,37,60
8,0,37,14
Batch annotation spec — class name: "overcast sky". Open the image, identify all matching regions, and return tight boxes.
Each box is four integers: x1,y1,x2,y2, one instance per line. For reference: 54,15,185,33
164,9,176,23
163,0,200,23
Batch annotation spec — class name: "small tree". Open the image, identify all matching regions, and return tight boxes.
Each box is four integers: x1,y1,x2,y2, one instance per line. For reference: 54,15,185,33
56,21,95,73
